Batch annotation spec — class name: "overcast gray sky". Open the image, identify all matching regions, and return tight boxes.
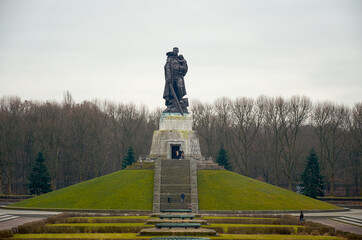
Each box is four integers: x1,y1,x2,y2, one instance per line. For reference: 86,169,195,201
0,0,361,109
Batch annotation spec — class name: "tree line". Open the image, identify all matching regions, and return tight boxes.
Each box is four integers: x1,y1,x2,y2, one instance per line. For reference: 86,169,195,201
191,96,361,196
0,93,361,196
0,93,161,194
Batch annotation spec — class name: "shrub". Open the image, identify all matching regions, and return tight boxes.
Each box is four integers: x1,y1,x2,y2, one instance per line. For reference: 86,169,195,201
40,225,152,233
297,226,335,236
227,226,294,234
0,230,13,238
346,233,362,240
46,213,71,224
66,217,146,223
206,218,280,224
203,226,224,233
17,219,46,234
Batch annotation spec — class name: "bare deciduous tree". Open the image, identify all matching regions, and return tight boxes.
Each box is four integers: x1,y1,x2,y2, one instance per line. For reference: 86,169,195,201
279,96,312,190
229,97,265,176
313,102,349,196
191,101,217,157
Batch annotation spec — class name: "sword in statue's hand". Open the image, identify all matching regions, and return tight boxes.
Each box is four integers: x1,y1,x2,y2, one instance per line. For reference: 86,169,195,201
168,81,184,116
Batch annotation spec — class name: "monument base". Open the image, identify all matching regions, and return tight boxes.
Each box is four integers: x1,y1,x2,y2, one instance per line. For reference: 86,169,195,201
149,113,203,160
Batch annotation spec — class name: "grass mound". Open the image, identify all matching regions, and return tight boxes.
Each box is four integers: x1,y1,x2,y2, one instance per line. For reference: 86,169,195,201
11,168,339,211
198,170,340,211
11,170,153,210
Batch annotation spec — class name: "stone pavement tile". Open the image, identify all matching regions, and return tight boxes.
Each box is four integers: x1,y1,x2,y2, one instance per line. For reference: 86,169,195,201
311,218,362,235
0,214,19,222
332,216,362,227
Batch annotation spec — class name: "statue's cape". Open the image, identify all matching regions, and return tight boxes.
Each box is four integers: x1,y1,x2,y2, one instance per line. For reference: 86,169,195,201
163,79,187,100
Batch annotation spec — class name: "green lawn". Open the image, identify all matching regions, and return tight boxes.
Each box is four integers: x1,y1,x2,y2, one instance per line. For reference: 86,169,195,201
198,170,340,210
11,168,340,211
11,170,154,210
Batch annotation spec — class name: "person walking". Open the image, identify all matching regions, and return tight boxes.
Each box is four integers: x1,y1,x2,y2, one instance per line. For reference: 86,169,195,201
181,192,185,203
167,193,171,203
299,211,304,225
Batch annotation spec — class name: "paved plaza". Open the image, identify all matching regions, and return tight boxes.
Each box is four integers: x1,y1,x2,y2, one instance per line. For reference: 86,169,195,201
290,209,362,235
0,207,60,231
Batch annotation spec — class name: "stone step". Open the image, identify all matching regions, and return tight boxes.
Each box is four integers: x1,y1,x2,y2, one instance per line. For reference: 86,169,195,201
162,160,190,163
161,164,190,168
161,173,190,177
161,171,189,174
161,190,191,194
161,172,190,176
161,178,190,182
161,166,190,169
139,228,217,236
331,216,362,227
161,185,191,193
161,196,191,203
161,168,189,171
147,219,208,225
160,203,190,210
161,177,190,180
161,174,190,177
161,180,190,184
162,162,190,165
154,157,197,213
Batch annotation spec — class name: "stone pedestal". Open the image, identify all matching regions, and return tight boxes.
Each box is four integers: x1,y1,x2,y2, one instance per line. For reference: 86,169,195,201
149,113,202,160
150,113,221,213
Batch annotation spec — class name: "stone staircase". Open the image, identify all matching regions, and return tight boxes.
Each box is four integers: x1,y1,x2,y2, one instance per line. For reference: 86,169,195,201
153,158,198,212
160,160,191,210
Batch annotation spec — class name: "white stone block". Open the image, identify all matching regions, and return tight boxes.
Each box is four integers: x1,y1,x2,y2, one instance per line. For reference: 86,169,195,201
159,113,193,131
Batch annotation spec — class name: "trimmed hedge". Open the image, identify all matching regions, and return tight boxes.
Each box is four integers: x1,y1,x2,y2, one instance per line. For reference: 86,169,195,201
203,226,224,234
203,225,296,235
297,226,335,236
204,214,299,225
18,220,47,234
19,225,152,234
17,215,152,234
67,217,146,223
227,226,295,235
206,218,291,225
0,229,13,238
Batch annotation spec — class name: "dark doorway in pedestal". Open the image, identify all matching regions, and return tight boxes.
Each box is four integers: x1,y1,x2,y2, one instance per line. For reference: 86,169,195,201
171,145,180,159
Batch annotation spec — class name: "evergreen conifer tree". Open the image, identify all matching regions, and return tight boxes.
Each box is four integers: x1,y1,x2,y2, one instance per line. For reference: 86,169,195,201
121,146,135,169
300,148,324,198
216,145,232,171
28,152,52,195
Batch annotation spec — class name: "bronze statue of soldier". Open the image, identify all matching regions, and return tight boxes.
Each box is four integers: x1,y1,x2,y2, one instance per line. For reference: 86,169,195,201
163,47,189,114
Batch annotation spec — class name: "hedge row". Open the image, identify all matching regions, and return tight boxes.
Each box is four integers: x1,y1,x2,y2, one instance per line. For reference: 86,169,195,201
206,218,297,225
203,226,295,235
18,225,152,234
0,230,13,238
67,217,146,223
